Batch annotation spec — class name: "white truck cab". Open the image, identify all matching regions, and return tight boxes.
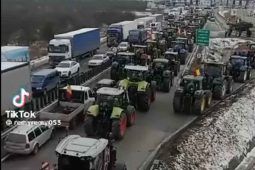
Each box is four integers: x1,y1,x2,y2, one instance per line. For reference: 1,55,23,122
48,39,72,67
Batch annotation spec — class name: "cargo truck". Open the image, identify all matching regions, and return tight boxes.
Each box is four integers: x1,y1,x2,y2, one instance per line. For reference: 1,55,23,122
48,28,100,67
135,16,156,29
1,61,32,129
38,85,95,129
107,21,137,47
128,29,147,45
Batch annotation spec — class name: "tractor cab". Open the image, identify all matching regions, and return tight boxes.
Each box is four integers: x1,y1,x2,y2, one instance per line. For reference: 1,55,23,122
180,75,204,93
176,37,193,52
152,58,170,71
164,51,181,75
132,45,151,66
203,60,226,78
124,65,150,82
55,135,126,170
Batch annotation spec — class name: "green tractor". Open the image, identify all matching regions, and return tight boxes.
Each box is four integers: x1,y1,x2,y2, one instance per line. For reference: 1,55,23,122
176,37,194,53
164,51,181,76
202,60,233,100
151,58,174,92
84,87,136,140
110,52,136,81
173,75,212,114
118,65,156,112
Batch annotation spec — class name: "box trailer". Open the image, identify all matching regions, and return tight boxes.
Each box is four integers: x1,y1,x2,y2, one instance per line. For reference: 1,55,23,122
135,16,156,29
1,62,32,116
107,21,137,47
48,28,100,66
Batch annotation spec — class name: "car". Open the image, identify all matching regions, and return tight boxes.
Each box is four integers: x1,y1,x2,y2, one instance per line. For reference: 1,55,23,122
117,42,130,52
4,124,54,155
31,69,60,94
55,60,80,78
88,54,109,68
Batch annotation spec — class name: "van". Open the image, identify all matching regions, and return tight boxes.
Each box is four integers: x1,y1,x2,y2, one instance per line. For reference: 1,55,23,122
4,124,54,155
31,69,60,94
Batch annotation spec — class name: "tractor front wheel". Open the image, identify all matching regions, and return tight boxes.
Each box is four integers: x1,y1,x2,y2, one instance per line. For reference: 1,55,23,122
193,95,206,115
138,89,151,112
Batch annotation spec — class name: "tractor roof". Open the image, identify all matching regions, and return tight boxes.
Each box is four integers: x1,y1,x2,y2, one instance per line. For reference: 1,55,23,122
153,58,169,63
124,65,149,71
117,52,135,56
97,79,115,85
61,85,90,92
165,51,178,55
183,75,204,81
55,135,108,158
97,87,124,96
132,45,147,48
203,59,225,65
230,55,247,60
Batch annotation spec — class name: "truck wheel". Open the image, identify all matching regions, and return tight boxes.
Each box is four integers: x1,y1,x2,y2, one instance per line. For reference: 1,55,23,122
84,116,96,137
114,163,127,170
239,71,247,83
205,91,212,108
138,88,151,112
32,144,39,155
193,95,206,115
173,92,182,113
112,112,127,140
162,78,170,92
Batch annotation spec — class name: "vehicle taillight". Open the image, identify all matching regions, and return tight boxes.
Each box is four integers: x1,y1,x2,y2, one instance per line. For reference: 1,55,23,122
25,143,30,148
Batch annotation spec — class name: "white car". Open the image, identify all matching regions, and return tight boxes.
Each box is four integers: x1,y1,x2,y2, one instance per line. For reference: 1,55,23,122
117,42,130,52
55,60,80,77
4,125,54,155
88,54,109,68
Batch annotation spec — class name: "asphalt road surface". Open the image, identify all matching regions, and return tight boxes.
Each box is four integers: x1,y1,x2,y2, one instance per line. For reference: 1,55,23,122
2,21,244,170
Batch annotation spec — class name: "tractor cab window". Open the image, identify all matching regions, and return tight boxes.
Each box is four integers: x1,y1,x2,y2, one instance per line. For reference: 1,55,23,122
204,65,222,77
230,58,245,65
58,155,90,170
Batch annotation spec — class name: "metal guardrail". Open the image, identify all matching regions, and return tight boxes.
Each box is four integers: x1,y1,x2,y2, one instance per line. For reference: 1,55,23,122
1,60,112,139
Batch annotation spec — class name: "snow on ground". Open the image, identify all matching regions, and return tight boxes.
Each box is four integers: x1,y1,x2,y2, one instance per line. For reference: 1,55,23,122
164,85,255,170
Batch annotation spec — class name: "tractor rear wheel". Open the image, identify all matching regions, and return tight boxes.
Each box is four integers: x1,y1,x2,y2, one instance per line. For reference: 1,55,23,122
193,95,206,115
112,112,127,140
247,70,252,80
162,78,170,92
138,88,151,112
84,116,96,137
173,92,182,113
226,79,234,94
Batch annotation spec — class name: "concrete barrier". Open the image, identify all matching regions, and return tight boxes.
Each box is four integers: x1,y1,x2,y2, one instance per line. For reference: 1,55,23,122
30,37,107,69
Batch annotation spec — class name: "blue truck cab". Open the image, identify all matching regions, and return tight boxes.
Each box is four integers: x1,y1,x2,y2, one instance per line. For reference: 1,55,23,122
107,26,123,47
31,69,60,94
128,29,147,45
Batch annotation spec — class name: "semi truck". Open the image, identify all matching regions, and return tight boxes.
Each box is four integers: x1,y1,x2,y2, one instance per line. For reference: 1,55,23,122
48,28,100,67
38,85,95,129
1,61,32,129
106,21,137,47
135,16,156,29
128,29,147,45
151,14,164,23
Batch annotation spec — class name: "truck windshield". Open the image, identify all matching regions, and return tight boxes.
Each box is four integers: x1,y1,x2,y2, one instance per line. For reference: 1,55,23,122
7,133,26,143
31,75,45,83
205,65,222,77
48,45,69,53
58,155,90,170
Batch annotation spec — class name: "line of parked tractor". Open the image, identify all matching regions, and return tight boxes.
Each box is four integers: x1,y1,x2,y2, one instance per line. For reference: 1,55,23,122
3,6,255,170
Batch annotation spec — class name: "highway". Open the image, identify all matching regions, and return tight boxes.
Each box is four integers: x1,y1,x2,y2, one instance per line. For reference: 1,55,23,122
2,18,251,170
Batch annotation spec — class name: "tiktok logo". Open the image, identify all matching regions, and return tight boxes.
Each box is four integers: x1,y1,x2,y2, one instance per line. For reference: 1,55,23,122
12,88,30,108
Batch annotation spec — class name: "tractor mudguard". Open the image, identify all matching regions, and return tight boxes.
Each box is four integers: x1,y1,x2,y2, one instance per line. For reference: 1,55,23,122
194,90,204,98
111,107,124,119
87,105,99,117
119,79,129,90
138,81,149,92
